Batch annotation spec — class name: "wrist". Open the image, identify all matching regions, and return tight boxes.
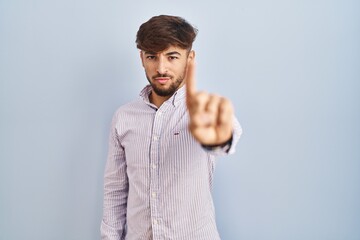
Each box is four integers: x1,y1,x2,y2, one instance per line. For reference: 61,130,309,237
201,136,233,151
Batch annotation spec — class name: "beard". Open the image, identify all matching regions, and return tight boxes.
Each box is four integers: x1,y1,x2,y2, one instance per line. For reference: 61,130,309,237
146,71,185,97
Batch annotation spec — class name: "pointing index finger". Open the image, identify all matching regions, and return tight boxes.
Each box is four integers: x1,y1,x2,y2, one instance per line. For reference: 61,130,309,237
186,59,197,99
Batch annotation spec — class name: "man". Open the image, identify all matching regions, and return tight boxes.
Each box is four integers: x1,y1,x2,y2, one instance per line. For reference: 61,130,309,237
101,15,242,240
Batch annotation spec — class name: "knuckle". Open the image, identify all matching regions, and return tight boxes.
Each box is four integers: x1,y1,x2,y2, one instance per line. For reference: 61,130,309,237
194,92,209,105
196,91,209,100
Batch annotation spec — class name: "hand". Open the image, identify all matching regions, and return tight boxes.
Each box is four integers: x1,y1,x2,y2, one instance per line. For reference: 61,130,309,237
185,59,234,146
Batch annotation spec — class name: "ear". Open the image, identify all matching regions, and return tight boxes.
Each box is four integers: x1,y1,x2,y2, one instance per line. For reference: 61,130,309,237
140,50,145,67
187,50,195,62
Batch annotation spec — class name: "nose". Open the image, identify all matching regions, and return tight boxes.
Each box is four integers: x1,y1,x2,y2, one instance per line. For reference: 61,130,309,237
156,56,167,75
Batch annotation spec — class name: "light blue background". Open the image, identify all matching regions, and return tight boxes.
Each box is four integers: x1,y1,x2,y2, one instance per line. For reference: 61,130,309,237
1,0,359,239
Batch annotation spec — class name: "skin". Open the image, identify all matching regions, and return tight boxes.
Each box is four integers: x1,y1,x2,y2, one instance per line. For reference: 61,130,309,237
140,46,234,146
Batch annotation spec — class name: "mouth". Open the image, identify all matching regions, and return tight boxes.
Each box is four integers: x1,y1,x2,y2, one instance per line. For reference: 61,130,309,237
154,77,170,84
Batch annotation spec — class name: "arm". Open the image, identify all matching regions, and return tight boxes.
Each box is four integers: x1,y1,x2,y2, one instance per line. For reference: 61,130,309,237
101,113,128,240
185,58,242,152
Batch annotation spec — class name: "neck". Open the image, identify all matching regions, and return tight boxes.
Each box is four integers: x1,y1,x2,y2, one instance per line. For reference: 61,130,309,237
149,91,171,108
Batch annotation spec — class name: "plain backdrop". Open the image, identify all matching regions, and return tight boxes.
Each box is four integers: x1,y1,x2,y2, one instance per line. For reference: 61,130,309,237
0,0,359,239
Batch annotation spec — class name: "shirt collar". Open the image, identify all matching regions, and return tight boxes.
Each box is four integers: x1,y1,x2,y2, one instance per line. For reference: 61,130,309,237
139,84,186,108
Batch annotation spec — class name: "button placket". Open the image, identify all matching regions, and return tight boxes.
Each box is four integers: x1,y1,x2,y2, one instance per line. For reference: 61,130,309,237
149,106,168,236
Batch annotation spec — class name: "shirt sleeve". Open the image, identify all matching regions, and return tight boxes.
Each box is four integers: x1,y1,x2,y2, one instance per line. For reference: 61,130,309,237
101,112,128,240
203,116,243,157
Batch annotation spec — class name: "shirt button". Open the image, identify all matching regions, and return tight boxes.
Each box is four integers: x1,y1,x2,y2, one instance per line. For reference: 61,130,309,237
152,164,157,169
153,135,159,141
153,219,158,225
151,192,157,198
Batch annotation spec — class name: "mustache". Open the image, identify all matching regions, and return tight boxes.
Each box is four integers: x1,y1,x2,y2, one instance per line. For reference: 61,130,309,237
152,73,173,78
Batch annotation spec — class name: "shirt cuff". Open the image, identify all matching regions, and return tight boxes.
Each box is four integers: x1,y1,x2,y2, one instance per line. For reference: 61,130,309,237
201,136,233,153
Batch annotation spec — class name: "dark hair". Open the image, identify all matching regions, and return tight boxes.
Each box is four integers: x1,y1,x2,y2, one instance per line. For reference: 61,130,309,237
136,15,198,52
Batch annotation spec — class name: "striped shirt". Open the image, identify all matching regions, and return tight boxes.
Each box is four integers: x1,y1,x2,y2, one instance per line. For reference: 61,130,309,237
101,84,242,240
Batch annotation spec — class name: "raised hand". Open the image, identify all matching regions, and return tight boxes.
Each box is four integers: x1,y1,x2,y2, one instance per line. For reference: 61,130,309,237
185,59,234,146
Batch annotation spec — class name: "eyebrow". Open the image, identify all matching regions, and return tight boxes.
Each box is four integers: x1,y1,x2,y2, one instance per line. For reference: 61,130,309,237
144,51,157,55
144,51,182,56
165,51,181,56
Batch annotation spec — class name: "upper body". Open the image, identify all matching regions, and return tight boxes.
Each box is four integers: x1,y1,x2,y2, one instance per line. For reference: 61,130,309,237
101,84,242,239
101,15,242,240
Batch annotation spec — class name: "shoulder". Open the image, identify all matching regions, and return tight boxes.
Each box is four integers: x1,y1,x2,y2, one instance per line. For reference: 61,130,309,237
111,98,151,123
114,97,145,113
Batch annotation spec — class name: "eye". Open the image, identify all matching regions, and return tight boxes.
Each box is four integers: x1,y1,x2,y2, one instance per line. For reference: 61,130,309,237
169,56,179,60
146,56,156,60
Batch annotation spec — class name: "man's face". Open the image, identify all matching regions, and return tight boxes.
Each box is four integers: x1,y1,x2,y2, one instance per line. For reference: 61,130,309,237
140,46,194,97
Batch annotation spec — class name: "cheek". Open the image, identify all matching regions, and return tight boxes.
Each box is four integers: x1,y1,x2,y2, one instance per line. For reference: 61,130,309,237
143,64,155,74
174,65,187,77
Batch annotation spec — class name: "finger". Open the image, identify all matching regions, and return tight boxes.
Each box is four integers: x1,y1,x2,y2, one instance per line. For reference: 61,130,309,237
185,59,196,102
218,98,234,127
190,112,211,128
216,99,234,141
206,94,221,114
190,91,209,114
205,94,221,124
